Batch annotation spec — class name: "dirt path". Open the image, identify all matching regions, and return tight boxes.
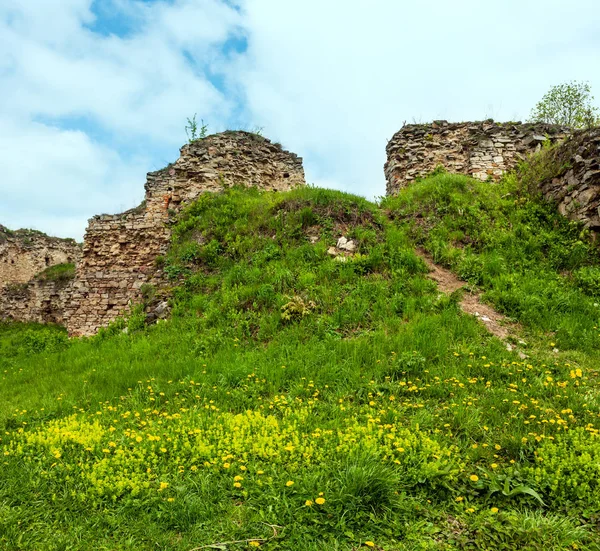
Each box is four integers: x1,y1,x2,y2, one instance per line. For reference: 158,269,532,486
417,250,516,341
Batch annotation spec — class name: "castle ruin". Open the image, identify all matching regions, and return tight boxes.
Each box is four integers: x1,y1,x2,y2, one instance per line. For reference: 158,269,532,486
0,131,305,335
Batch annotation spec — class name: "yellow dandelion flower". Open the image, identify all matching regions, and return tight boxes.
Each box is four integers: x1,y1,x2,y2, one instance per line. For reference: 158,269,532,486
469,475,479,482
249,542,260,548
491,463,498,469
315,497,325,505
455,496,464,502
490,507,499,514
285,480,294,487
467,507,475,513
305,500,313,507
234,475,244,481
365,542,375,548
223,462,231,469
233,482,242,488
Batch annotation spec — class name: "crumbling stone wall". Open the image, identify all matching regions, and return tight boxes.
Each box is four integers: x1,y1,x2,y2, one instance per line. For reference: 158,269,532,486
534,128,600,230
0,278,74,325
385,120,570,195
66,131,305,336
0,226,81,285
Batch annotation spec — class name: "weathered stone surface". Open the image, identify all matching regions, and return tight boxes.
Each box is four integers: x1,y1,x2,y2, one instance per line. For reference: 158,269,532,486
0,278,75,325
0,226,81,285
384,120,570,195
534,128,600,230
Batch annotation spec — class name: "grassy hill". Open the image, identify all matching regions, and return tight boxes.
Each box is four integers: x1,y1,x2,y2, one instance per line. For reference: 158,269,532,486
1,168,600,550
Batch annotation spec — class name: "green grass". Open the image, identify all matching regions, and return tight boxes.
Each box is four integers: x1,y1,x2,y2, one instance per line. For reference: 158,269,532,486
1,176,600,550
34,263,76,283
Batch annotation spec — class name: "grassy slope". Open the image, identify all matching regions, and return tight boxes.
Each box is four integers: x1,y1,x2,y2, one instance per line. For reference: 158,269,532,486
1,178,599,551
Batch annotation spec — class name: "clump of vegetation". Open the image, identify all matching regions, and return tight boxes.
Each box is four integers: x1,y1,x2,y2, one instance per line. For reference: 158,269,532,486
185,113,209,142
383,170,600,351
1,166,600,549
35,262,76,283
529,80,599,128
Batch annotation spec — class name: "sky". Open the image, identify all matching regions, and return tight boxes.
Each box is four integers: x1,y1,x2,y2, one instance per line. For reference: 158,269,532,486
1,0,599,240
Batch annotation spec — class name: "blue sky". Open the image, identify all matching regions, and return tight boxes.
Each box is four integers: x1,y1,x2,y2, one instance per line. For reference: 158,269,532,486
1,0,599,239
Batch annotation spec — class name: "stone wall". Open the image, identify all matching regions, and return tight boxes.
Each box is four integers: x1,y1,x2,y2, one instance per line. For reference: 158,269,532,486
0,226,81,285
385,120,570,195
0,278,75,326
66,131,305,336
534,128,600,230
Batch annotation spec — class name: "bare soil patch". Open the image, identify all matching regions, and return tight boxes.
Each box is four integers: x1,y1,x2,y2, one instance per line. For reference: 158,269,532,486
417,250,517,341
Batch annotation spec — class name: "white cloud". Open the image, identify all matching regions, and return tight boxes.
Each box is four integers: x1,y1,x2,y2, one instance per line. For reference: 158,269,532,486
0,0,243,239
0,117,148,239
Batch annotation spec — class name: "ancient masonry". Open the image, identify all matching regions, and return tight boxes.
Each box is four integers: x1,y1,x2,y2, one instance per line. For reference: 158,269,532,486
384,120,570,194
0,226,81,284
0,132,305,335
535,127,600,230
0,227,82,326
384,120,600,231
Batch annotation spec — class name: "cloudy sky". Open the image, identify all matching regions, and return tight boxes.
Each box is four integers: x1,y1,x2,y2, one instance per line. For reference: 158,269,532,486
1,0,599,239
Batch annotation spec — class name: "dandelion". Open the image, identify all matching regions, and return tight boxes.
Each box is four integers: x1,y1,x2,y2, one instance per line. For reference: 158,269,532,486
490,507,499,514
491,463,498,469
315,497,325,505
249,542,260,548
466,507,475,513
234,475,244,481
159,482,169,491
455,496,464,502
223,462,231,469
305,500,313,507
365,542,375,548
233,482,242,488
469,474,479,482
285,480,294,487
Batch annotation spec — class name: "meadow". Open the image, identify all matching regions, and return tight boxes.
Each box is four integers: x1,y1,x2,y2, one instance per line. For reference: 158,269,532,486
1,168,600,550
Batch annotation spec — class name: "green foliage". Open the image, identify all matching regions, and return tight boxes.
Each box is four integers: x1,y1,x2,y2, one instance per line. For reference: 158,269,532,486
1,182,600,549
572,266,600,297
529,81,600,128
281,295,316,322
35,262,76,283
383,171,600,351
0,323,69,357
522,428,600,509
185,113,208,142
